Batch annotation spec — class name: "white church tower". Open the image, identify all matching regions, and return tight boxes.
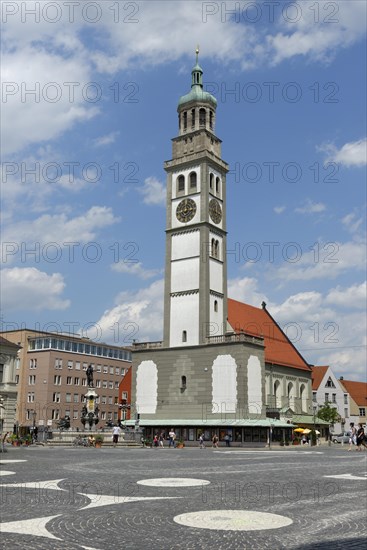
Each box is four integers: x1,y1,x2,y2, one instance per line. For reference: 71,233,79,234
163,49,229,347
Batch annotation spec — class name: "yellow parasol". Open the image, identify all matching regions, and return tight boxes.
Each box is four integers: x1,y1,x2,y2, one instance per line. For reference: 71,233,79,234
293,428,304,433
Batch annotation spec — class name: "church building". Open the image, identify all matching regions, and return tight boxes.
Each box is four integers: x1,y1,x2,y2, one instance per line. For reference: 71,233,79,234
128,53,314,445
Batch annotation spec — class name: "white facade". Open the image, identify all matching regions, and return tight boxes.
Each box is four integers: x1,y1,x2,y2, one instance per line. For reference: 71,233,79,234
169,293,200,347
136,361,158,414
312,367,350,434
212,355,237,413
247,355,262,415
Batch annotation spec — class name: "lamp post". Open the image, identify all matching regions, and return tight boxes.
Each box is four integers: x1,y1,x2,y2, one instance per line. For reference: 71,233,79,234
313,405,317,446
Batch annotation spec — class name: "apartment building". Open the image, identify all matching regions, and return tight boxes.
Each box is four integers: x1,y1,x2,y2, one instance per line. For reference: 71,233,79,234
1,329,132,430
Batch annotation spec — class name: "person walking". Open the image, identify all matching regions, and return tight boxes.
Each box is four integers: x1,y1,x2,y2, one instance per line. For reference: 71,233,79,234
199,433,205,449
112,425,121,448
168,428,176,448
356,424,367,451
224,433,230,447
348,422,357,451
212,434,219,448
159,432,165,448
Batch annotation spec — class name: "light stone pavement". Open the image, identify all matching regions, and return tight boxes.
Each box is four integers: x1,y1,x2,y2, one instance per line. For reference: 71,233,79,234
0,444,366,549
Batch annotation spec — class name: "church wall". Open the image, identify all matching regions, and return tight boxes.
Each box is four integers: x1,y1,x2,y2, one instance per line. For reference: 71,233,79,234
171,165,201,199
265,364,312,414
171,230,200,259
132,340,266,422
171,257,200,292
169,294,200,347
209,259,223,294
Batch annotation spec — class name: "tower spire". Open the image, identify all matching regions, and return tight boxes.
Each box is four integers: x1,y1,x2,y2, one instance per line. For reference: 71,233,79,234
195,44,199,64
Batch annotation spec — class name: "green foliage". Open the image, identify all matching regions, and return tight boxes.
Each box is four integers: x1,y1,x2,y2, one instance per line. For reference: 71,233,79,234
95,434,104,443
316,403,340,424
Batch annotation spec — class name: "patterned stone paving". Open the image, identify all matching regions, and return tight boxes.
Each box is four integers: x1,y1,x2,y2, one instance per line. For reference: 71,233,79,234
0,445,366,549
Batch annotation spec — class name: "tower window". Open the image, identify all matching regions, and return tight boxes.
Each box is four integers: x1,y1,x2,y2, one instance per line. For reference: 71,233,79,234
181,375,187,389
182,331,187,342
216,177,220,194
189,171,197,189
191,109,195,128
211,239,219,259
177,175,185,193
183,111,187,130
209,110,213,129
214,300,218,312
209,173,214,190
199,108,206,127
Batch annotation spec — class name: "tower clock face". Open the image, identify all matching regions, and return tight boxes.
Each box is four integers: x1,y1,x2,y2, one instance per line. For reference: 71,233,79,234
176,198,197,223
209,199,222,224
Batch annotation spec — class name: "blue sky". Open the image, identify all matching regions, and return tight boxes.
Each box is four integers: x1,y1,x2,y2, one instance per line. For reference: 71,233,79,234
1,1,366,380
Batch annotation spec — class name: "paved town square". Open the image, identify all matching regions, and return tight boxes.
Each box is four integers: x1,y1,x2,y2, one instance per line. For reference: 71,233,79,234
1,444,366,549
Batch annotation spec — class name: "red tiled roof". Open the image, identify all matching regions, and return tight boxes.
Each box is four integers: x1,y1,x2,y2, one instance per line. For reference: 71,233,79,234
227,299,311,371
340,380,367,406
311,366,329,390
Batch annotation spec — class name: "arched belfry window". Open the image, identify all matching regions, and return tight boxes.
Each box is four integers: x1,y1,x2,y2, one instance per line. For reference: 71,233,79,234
209,173,214,190
182,331,187,342
211,239,219,259
199,108,206,127
189,171,197,189
216,177,220,194
181,375,187,389
191,109,195,128
177,175,185,193
183,111,187,130
209,110,213,129
214,300,218,312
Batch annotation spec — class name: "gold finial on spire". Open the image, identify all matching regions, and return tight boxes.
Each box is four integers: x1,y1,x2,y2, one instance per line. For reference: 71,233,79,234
195,45,199,63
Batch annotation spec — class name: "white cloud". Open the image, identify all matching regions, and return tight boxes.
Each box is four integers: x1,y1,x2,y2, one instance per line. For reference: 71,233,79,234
271,239,366,282
274,206,286,214
138,177,166,206
96,279,164,343
228,276,268,307
93,132,119,147
295,200,326,214
342,212,364,234
112,261,161,280
3,206,120,251
320,138,367,167
325,282,367,309
1,267,70,311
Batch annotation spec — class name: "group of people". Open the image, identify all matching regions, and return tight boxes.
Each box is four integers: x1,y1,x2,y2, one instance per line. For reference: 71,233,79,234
348,422,367,451
153,431,168,448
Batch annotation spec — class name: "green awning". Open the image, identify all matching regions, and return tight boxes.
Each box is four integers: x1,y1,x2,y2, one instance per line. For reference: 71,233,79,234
291,415,329,425
125,418,294,428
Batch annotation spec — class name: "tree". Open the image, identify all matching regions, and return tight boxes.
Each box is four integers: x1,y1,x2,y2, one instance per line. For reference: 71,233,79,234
316,403,340,424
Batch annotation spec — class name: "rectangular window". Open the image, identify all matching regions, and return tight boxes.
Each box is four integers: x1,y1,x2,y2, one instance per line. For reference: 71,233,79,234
109,367,114,375
54,358,62,369
29,359,37,369
102,380,107,388
74,377,80,386
97,365,102,373
27,392,35,402
68,361,73,369
73,394,79,403
359,408,366,417
108,396,113,405
73,411,78,419
75,362,80,370
67,376,72,385
344,394,348,404
332,394,336,403
115,367,120,375
53,392,61,402
83,363,88,371
82,379,87,386
312,392,317,401
122,392,128,399
109,381,113,389
66,393,71,403
64,340,71,351
103,366,108,374
101,411,106,420
114,412,118,420
325,393,329,403
52,409,60,420
101,396,107,404
115,382,119,390
54,375,61,385
95,380,101,388
15,375,19,384
29,375,36,385
344,408,349,418
114,397,118,405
